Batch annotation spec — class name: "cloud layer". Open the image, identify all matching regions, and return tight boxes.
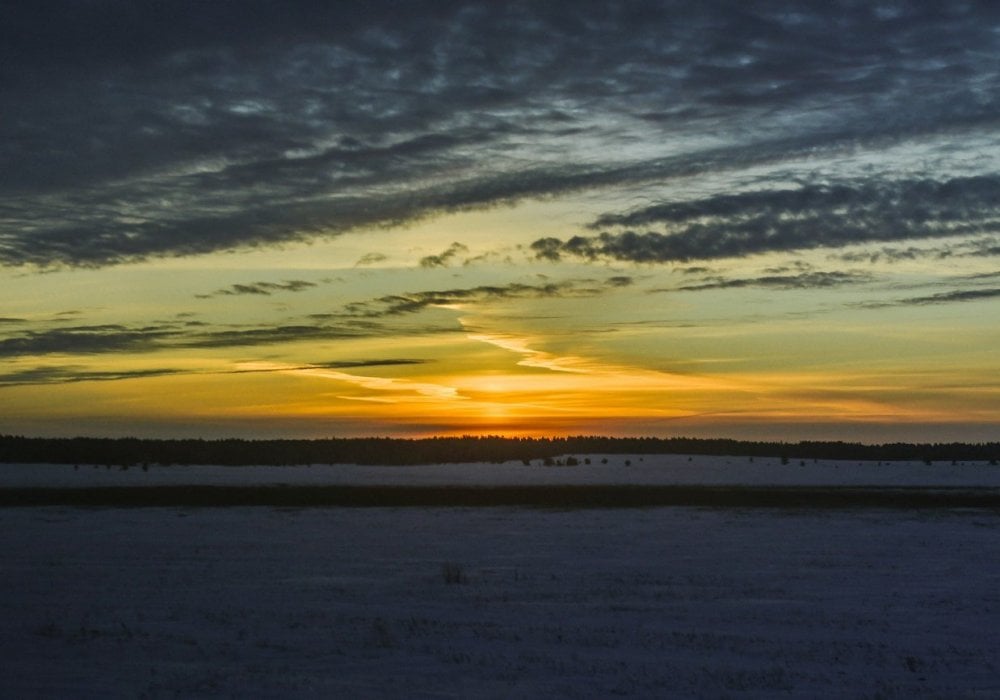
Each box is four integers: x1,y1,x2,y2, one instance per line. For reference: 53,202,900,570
343,277,633,318
4,1,1000,266
532,176,1000,264
0,277,632,359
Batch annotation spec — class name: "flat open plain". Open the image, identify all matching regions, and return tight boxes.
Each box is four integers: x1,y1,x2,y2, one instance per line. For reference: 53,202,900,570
2,456,997,697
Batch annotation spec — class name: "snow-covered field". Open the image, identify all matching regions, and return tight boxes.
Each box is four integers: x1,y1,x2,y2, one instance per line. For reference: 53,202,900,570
2,457,999,697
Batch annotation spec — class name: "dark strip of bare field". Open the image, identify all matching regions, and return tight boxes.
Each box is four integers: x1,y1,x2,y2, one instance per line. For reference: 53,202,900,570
2,485,1000,509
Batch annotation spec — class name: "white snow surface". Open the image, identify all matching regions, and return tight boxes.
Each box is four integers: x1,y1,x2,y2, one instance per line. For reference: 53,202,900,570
2,506,998,697
4,454,1000,488
3,457,1000,697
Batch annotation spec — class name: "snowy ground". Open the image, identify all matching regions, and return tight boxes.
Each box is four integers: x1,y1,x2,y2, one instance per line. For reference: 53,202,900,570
2,458,999,697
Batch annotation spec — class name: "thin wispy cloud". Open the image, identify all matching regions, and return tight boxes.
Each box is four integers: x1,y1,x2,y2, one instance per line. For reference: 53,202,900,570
226,359,430,374
195,279,317,299
0,276,633,358
344,277,633,318
0,358,430,388
234,361,461,403
419,242,469,268
860,287,1000,309
0,325,169,357
0,366,183,388
668,271,874,292
832,236,1000,264
0,319,391,358
354,252,388,267
464,330,747,410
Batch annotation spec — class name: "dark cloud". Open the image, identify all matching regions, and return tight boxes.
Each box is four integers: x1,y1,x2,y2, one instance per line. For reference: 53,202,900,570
0,324,169,357
310,359,428,369
419,242,469,268
970,241,1000,257
958,270,1000,281
834,246,938,264
605,276,634,288
0,358,429,387
0,365,182,388
862,287,1000,309
3,1,1000,266
354,253,388,267
833,236,1000,264
345,277,633,318
532,175,1000,263
195,279,317,299
667,270,873,292
179,323,387,349
228,359,429,374
0,317,442,358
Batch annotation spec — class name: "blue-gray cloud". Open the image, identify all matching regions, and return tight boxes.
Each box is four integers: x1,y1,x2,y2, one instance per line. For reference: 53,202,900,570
833,236,1000,264
4,1,1000,266
532,175,1000,263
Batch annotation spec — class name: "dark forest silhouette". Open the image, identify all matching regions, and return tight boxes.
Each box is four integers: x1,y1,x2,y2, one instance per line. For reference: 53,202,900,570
1,435,998,467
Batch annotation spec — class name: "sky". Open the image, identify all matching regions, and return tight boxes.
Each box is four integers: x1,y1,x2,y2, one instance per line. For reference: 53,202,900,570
2,0,1000,442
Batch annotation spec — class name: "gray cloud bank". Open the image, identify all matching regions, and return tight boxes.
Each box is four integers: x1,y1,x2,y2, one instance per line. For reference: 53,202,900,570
3,1,1000,267
532,176,1000,264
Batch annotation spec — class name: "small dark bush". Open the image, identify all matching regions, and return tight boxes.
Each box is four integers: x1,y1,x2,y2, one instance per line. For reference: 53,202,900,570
442,563,466,585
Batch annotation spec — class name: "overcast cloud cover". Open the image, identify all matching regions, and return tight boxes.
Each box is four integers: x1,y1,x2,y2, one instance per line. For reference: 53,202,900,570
3,0,1000,267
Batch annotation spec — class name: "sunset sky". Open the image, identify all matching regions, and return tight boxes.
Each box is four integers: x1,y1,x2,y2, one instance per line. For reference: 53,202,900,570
2,1,999,442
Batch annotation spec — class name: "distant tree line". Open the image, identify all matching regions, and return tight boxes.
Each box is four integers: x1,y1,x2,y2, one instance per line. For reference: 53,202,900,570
0,435,998,467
